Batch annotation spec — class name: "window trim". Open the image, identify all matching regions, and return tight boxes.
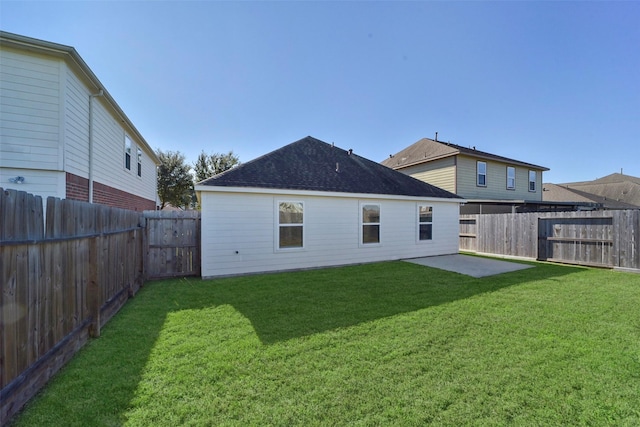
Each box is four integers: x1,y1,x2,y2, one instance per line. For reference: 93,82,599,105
360,202,381,246
124,135,132,171
528,170,537,192
477,161,487,187
506,166,516,190
137,148,142,177
417,204,433,243
275,200,305,251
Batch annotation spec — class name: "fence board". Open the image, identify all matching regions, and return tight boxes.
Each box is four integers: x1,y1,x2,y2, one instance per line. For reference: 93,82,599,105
461,209,639,270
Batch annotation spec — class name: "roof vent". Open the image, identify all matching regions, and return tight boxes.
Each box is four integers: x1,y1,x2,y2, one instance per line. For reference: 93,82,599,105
336,162,340,172
348,148,353,156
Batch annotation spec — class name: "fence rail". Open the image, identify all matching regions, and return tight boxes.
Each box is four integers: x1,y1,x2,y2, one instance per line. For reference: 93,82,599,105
460,210,640,270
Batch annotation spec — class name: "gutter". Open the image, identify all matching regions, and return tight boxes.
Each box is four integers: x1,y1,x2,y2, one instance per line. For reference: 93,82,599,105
88,90,104,202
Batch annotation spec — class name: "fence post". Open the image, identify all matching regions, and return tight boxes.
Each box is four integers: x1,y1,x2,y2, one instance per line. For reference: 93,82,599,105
88,236,100,338
141,215,148,281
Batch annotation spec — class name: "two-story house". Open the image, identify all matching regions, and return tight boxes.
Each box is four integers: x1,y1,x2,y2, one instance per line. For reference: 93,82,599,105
382,137,549,214
0,31,159,211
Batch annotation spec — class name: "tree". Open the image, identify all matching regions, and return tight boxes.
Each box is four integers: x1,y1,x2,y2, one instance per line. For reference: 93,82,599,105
156,149,193,210
193,150,240,182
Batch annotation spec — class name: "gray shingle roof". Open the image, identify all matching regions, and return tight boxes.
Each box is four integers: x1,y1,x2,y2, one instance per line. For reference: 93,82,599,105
382,138,549,171
542,183,638,209
199,136,461,199
550,173,640,208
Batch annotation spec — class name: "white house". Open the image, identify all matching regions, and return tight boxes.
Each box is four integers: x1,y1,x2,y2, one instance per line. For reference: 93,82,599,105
195,136,463,278
0,31,159,211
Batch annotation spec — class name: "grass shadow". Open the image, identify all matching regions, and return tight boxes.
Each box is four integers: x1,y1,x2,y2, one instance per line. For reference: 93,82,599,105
198,260,583,344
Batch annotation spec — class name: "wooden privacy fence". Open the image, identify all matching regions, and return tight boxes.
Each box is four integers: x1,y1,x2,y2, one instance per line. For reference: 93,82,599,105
460,210,640,270
1,189,145,424
143,210,200,279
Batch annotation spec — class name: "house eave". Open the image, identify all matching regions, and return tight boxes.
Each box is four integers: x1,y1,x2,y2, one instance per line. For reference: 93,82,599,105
195,184,464,203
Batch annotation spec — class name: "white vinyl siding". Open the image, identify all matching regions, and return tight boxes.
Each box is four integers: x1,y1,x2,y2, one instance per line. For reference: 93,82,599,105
0,48,62,171
200,191,460,278
0,168,65,200
64,68,157,203
64,62,90,176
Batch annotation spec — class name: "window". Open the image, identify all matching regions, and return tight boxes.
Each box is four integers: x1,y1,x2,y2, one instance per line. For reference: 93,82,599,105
137,148,142,177
278,201,303,249
418,205,433,241
477,161,487,187
529,170,537,192
507,166,516,190
124,135,132,170
361,204,380,244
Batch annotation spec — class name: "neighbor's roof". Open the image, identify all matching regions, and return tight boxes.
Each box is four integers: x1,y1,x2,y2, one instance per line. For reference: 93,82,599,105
381,138,549,171
547,173,640,208
198,136,461,199
542,183,638,209
0,31,159,164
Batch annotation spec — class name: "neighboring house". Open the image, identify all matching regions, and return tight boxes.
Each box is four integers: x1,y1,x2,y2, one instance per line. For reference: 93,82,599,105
0,31,159,211
382,137,550,214
195,136,462,278
543,173,640,210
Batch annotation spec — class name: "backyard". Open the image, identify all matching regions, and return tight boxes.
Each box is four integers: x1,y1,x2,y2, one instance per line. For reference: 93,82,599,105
9,259,640,426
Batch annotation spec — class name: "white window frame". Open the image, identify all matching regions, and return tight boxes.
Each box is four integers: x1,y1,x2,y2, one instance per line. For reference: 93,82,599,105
477,161,487,187
417,205,433,242
275,200,305,251
529,170,537,192
507,166,516,190
360,202,381,246
124,135,132,171
137,148,143,177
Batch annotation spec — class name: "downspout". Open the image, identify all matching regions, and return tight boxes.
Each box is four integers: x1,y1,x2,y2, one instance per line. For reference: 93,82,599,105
88,89,103,203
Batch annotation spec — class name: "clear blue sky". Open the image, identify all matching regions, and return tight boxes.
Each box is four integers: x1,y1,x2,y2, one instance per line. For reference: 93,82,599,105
2,1,639,183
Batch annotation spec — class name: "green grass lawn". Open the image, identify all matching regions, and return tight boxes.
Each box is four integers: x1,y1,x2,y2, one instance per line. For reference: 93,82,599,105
10,259,640,426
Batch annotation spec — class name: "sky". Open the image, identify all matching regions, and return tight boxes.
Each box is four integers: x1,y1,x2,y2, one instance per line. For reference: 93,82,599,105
2,1,639,184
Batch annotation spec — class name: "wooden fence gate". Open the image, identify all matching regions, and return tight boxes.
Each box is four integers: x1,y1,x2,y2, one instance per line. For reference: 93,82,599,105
143,210,201,279
537,216,614,268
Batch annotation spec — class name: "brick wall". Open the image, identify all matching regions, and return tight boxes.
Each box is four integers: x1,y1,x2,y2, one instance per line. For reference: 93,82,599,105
66,172,89,202
66,172,156,211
